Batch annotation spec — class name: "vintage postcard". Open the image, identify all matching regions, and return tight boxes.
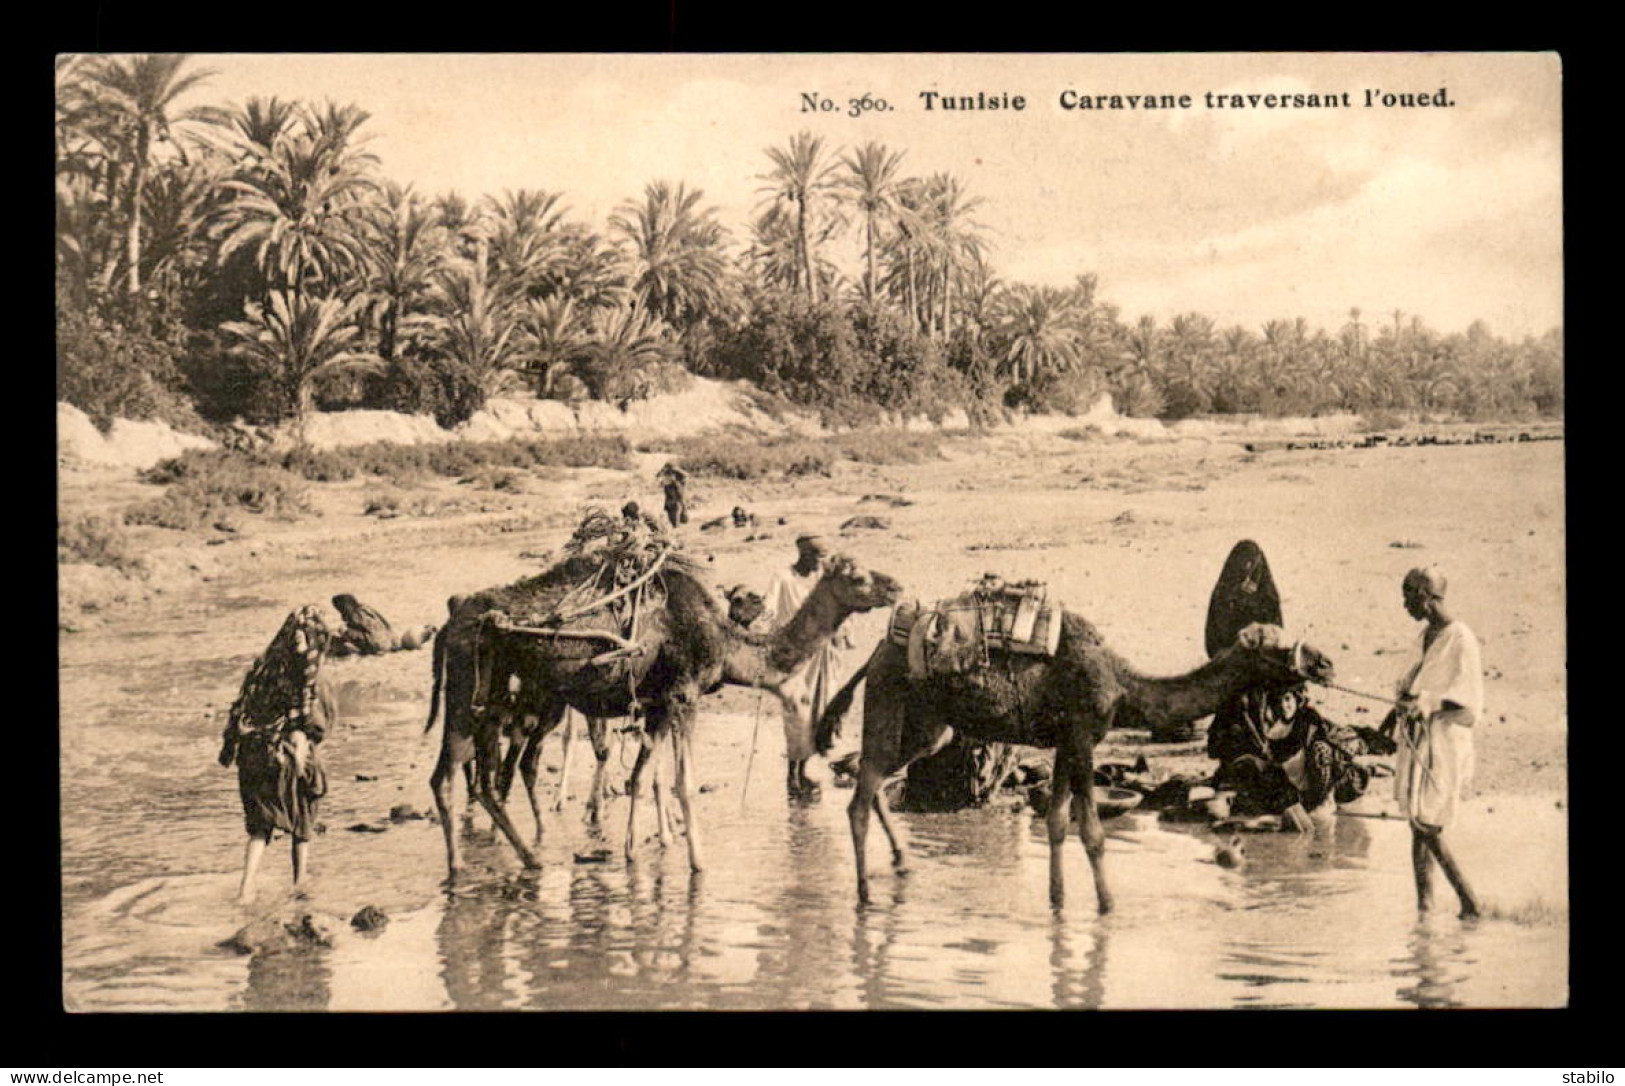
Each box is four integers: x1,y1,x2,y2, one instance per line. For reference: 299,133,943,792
57,52,1564,1011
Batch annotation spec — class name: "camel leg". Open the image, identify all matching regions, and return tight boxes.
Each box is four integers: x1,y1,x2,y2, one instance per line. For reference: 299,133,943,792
460,760,479,829
586,717,612,826
1073,752,1113,915
872,790,908,873
552,709,576,813
652,733,672,848
516,717,548,841
471,728,540,870
497,715,523,802
623,735,655,862
848,761,886,905
1047,750,1075,910
430,735,472,876
672,729,705,874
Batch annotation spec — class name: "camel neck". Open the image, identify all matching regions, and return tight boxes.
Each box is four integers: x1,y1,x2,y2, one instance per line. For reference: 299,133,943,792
762,578,844,676
1119,652,1258,727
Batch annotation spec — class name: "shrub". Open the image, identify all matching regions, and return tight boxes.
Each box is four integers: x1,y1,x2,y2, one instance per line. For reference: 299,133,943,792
1005,368,1108,416
127,455,313,530
58,514,144,573
362,489,402,517
649,430,943,481
56,307,202,434
1359,408,1407,433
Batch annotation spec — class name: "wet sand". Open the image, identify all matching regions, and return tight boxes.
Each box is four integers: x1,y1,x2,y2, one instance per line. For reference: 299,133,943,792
58,425,1568,1009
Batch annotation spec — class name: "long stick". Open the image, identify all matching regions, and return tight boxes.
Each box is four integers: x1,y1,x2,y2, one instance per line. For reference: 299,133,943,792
740,689,765,811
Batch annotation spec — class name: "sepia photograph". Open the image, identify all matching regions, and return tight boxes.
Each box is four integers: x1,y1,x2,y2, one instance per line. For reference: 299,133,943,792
56,51,1565,1012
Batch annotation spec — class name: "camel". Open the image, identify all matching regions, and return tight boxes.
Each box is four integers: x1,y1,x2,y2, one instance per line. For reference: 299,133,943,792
815,616,1333,912
488,582,773,841
424,548,901,878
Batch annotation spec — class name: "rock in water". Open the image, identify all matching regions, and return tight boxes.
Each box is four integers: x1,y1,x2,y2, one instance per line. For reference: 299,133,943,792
388,804,426,822
219,916,298,956
350,905,390,932
295,913,346,947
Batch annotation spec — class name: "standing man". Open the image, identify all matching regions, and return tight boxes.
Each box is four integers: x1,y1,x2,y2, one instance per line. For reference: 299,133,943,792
764,534,851,800
1382,566,1482,919
656,462,689,528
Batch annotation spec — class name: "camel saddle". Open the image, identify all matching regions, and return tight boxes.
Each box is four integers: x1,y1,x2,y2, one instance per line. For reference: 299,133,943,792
889,577,1062,679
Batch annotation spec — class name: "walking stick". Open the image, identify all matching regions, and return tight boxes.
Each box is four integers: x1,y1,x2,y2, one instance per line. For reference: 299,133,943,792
740,688,765,811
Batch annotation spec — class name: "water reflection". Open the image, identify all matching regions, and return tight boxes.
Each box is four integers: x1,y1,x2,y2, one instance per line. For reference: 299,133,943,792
850,880,906,1009
1049,917,1108,1009
437,881,519,1009
240,944,332,1012
1395,920,1469,1009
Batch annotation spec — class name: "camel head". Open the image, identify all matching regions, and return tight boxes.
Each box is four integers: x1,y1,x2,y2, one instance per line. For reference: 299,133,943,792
821,554,903,614
725,584,767,629
1233,622,1335,685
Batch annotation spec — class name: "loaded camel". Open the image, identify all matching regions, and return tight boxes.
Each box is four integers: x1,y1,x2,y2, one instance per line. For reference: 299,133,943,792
815,617,1333,912
488,583,773,842
424,545,900,878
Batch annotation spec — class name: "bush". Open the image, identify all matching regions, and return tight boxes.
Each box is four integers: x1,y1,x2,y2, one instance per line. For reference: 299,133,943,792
649,430,943,481
128,453,314,530
56,307,203,434
1004,368,1108,416
58,514,144,573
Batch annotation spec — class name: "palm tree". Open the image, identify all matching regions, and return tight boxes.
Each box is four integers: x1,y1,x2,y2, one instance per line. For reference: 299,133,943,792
212,103,380,302
578,303,675,403
514,295,592,397
919,173,987,337
759,132,842,301
837,142,907,305
610,180,736,333
358,182,445,362
746,202,844,300
425,258,523,400
540,224,632,311
991,284,1085,383
137,158,225,311
484,188,570,301
196,96,301,170
220,290,381,431
77,54,217,300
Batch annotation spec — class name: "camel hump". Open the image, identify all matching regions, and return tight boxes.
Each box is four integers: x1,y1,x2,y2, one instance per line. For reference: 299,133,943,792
1206,540,1283,658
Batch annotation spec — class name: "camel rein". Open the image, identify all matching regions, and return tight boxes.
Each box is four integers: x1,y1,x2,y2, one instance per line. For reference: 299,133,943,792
1312,678,1402,706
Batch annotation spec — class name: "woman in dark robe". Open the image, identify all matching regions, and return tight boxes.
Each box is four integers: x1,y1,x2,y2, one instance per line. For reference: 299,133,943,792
1209,683,1373,818
219,605,336,903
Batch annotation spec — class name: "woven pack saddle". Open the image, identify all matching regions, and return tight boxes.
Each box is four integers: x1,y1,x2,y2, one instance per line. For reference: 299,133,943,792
888,574,1063,680
470,510,673,720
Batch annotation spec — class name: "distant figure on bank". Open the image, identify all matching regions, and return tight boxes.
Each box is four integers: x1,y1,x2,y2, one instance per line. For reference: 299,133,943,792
219,605,337,904
764,534,854,800
656,462,689,528
1381,566,1482,919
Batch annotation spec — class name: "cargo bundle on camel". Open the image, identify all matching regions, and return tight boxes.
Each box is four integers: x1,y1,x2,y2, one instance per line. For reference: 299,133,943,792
423,506,902,878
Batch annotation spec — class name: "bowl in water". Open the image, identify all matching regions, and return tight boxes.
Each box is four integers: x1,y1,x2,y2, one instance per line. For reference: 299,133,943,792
1093,787,1143,818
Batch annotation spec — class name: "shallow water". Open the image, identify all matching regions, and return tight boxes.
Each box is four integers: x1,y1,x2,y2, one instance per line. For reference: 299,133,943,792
60,532,1567,1012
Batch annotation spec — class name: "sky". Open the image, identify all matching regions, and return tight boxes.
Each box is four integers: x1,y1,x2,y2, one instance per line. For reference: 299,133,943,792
170,52,1562,339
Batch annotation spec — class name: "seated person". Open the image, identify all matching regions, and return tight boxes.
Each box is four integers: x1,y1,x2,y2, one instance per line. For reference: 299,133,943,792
330,593,397,656
1208,683,1373,817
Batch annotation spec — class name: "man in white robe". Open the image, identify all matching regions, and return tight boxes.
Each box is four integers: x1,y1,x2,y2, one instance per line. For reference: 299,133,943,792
764,535,851,799
1383,566,1482,918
